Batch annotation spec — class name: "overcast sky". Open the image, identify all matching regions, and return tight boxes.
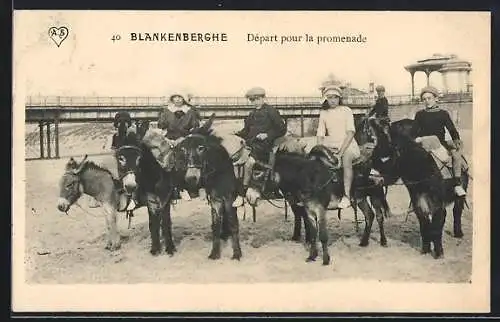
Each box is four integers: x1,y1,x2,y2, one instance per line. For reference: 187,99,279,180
14,11,489,97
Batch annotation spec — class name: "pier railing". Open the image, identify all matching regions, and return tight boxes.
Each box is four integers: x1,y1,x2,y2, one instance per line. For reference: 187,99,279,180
25,91,472,108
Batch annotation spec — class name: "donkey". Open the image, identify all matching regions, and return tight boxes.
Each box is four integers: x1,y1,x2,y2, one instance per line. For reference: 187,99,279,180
173,117,243,260
368,118,470,258
246,149,335,265
113,132,181,256
246,116,390,251
56,155,135,251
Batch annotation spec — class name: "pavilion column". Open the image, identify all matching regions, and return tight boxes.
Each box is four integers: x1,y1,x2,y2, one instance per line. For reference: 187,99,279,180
424,69,431,86
465,70,470,93
410,71,415,99
441,71,449,94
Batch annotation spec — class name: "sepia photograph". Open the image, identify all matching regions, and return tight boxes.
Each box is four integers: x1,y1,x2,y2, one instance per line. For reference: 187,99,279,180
12,10,490,312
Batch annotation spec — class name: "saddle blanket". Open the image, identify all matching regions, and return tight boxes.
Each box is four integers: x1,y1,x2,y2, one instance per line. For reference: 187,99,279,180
415,135,454,179
142,128,176,170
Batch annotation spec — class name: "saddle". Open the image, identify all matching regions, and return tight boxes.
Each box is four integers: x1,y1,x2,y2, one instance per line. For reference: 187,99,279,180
307,144,372,171
416,135,468,179
308,145,341,170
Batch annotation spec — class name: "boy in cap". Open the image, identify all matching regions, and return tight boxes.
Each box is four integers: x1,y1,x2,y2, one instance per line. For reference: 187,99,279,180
317,85,361,209
414,86,466,197
232,86,287,207
368,85,389,120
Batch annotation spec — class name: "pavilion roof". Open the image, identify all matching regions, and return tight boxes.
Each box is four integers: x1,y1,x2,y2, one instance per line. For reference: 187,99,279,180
404,53,471,73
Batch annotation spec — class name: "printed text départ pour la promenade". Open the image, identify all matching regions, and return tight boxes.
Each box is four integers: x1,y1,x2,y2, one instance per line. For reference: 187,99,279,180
128,32,367,44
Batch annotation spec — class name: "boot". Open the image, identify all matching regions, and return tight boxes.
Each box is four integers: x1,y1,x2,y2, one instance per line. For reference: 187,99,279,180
338,195,351,209
454,185,466,197
232,184,246,207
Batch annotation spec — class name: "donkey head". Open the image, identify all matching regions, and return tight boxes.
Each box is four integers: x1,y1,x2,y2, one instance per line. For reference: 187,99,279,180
57,155,88,212
115,145,142,196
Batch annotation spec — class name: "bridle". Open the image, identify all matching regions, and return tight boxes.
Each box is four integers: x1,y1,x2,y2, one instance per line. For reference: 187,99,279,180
115,145,143,182
181,134,217,180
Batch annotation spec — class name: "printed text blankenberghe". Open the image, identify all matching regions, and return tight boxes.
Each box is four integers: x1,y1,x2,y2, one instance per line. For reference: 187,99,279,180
130,32,228,42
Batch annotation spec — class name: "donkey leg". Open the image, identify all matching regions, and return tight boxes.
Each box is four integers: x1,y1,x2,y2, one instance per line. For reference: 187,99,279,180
413,196,431,255
317,205,330,265
304,201,319,262
225,200,242,261
371,194,388,247
146,194,162,256
161,203,176,256
303,209,313,244
290,203,304,242
453,197,465,238
357,198,375,247
208,199,223,260
102,203,121,251
102,204,119,249
431,207,447,259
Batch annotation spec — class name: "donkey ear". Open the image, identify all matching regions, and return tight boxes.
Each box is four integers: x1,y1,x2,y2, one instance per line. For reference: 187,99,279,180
72,155,88,174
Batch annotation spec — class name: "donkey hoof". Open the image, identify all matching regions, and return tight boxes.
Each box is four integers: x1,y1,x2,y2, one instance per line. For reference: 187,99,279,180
165,246,177,256
380,240,388,247
420,248,431,255
208,252,221,260
291,235,301,242
359,239,369,247
231,253,242,261
432,252,444,259
150,247,161,256
305,256,316,263
322,255,331,266
105,241,121,251
454,231,464,238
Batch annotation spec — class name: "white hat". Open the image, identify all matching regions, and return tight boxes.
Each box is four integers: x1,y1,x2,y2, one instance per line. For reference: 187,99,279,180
322,86,343,98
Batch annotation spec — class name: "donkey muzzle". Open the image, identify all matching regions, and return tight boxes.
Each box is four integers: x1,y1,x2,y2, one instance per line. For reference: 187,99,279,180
185,167,201,188
245,187,261,207
57,198,70,212
122,173,137,194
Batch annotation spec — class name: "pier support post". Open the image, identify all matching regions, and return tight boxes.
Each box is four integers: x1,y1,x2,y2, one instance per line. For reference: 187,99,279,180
46,122,51,158
39,122,44,159
54,116,60,159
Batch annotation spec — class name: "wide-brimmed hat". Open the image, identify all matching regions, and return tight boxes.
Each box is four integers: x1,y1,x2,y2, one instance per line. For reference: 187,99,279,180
322,86,343,98
169,90,193,103
245,87,266,98
420,86,440,98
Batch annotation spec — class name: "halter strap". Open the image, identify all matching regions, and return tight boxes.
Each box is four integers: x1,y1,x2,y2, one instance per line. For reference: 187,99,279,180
116,145,142,154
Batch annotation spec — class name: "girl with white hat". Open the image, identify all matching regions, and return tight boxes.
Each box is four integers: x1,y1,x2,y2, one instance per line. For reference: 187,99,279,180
316,85,361,209
157,91,203,200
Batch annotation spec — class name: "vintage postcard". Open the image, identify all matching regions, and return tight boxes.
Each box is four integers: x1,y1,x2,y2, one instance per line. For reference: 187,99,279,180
12,10,491,313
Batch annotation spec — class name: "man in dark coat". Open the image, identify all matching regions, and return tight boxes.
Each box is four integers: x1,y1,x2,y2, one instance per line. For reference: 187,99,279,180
111,111,133,150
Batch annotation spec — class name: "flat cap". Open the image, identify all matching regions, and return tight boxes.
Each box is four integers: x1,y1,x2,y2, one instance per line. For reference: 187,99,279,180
375,85,385,92
245,87,266,98
420,86,440,98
